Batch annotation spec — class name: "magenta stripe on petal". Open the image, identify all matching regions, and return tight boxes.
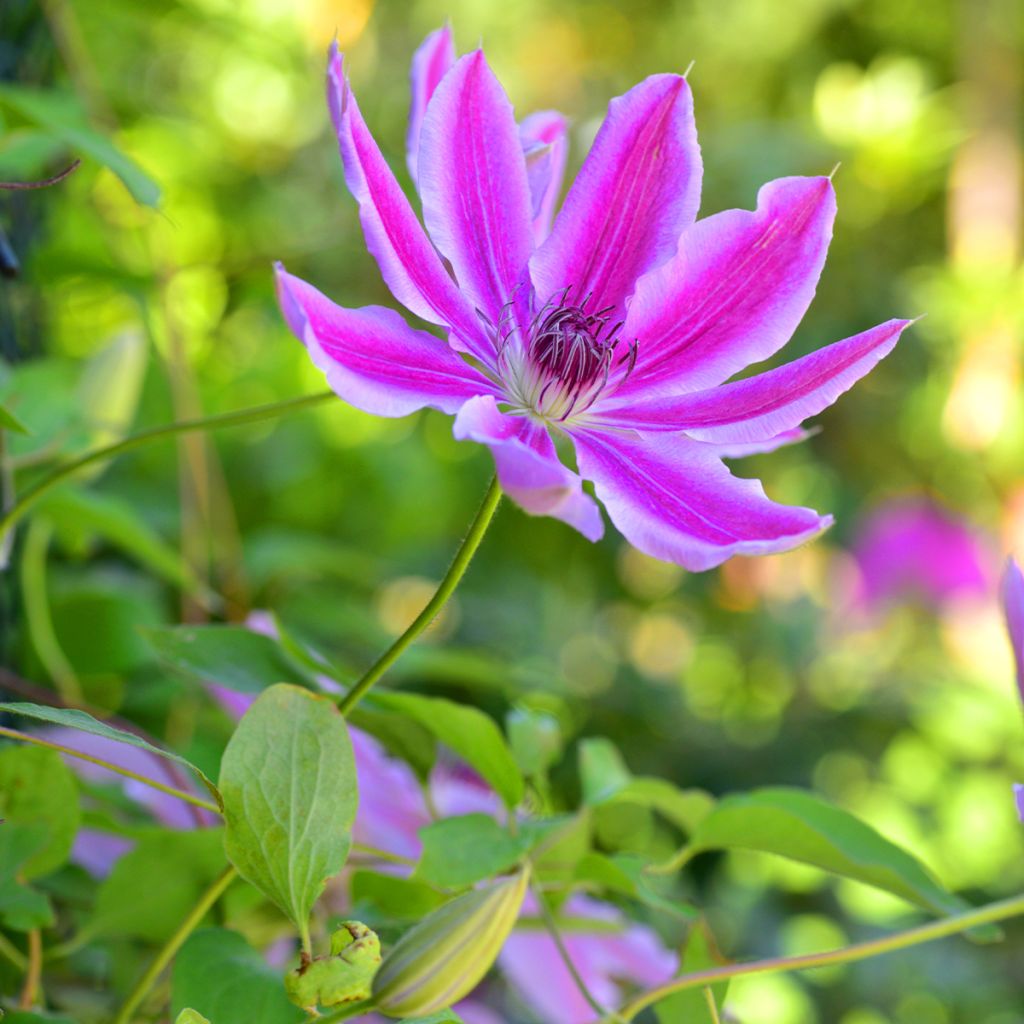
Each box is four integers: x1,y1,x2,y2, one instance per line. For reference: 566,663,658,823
572,430,829,570
597,319,909,442
621,175,836,396
418,51,535,328
406,24,456,183
520,110,568,243
276,265,497,418
530,73,700,323
453,395,604,541
326,45,493,364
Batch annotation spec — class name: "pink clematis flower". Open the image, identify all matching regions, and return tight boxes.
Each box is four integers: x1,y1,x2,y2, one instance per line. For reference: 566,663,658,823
1002,557,1024,822
275,25,911,570
851,497,992,613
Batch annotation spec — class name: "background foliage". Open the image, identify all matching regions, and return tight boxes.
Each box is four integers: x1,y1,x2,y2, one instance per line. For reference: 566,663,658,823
1,0,1023,1021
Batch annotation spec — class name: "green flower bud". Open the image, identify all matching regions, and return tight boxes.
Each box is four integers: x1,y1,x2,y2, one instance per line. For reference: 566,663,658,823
284,920,381,1012
371,868,530,1018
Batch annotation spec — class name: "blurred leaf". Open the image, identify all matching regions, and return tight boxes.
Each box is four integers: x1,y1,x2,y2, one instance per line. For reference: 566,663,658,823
0,401,29,435
220,685,357,942
590,853,698,922
415,814,530,889
42,486,216,603
373,692,523,808
144,624,316,696
654,918,730,1024
507,705,562,778
0,746,79,878
0,701,220,805
579,737,631,804
1,1013,77,1024
0,86,160,206
525,813,592,887
351,870,447,923
89,829,226,942
350,702,436,783
0,824,54,931
678,788,967,916
400,1013,464,1024
172,928,304,1024
175,1012,211,1024
607,778,715,836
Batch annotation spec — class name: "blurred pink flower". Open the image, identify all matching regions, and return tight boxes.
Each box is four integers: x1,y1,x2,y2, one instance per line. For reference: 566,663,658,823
850,497,992,612
1001,557,1024,823
275,25,909,569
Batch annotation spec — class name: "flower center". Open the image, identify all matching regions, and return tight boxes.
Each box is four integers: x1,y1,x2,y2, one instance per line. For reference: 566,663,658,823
506,290,635,422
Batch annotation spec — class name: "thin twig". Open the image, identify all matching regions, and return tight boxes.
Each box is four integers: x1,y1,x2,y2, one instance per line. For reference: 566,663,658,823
0,160,81,191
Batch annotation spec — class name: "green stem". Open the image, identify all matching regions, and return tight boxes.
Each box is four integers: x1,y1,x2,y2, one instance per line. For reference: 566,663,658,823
337,475,502,716
608,891,1024,1022
0,725,220,815
0,391,334,544
0,929,28,971
112,865,237,1024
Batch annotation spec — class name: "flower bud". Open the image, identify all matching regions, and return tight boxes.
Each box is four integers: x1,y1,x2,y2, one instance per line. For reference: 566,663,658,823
371,867,530,1018
285,920,381,1012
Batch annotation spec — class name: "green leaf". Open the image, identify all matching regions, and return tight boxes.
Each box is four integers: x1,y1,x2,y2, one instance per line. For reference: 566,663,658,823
0,746,79,878
0,824,54,930
415,814,530,889
0,86,160,206
351,702,436,783
76,331,148,461
579,737,631,804
144,624,317,696
220,684,357,944
655,919,729,1024
0,401,29,435
607,778,715,836
1,1013,77,1024
89,829,226,942
680,788,966,916
507,705,562,778
175,1012,211,1024
172,928,304,1024
373,692,523,808
580,854,698,922
351,870,447,923
400,1013,465,1024
0,701,220,806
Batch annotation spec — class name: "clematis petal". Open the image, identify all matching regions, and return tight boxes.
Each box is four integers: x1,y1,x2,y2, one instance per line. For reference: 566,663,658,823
1002,557,1024,704
595,319,908,442
519,110,568,243
419,51,535,328
572,430,829,570
453,395,604,541
714,428,812,458
529,73,700,322
406,24,456,183
620,176,837,396
1015,784,1024,824
326,45,493,364
276,265,498,418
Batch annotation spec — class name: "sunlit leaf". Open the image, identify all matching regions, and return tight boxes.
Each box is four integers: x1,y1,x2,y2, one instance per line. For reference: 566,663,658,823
373,692,523,808
220,685,357,942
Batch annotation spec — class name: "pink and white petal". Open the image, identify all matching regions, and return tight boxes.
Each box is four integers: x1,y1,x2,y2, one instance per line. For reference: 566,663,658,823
621,176,837,396
597,319,908,443
327,45,492,364
529,74,700,323
519,110,568,243
276,265,497,418
419,51,535,327
406,24,456,183
572,430,829,570
453,395,604,541
714,428,812,459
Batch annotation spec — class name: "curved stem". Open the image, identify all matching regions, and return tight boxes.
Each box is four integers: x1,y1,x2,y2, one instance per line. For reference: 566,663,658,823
609,891,1024,1022
338,475,502,716
17,929,41,1008
113,866,237,1024
0,391,334,544
0,726,220,815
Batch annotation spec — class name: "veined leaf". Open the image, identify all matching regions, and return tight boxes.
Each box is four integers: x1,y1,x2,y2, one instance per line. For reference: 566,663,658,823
219,685,357,944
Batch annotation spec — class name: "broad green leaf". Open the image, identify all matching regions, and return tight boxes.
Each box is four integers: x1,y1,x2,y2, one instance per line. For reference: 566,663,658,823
0,86,160,206
0,824,54,930
0,701,220,806
579,737,631,804
175,1012,211,1024
144,624,316,696
0,400,29,435
507,705,562,778
172,928,304,1024
41,486,213,601
415,814,530,889
351,870,447,923
373,692,523,808
0,746,79,878
220,684,357,942
655,919,730,1024
681,788,966,916
89,829,226,942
